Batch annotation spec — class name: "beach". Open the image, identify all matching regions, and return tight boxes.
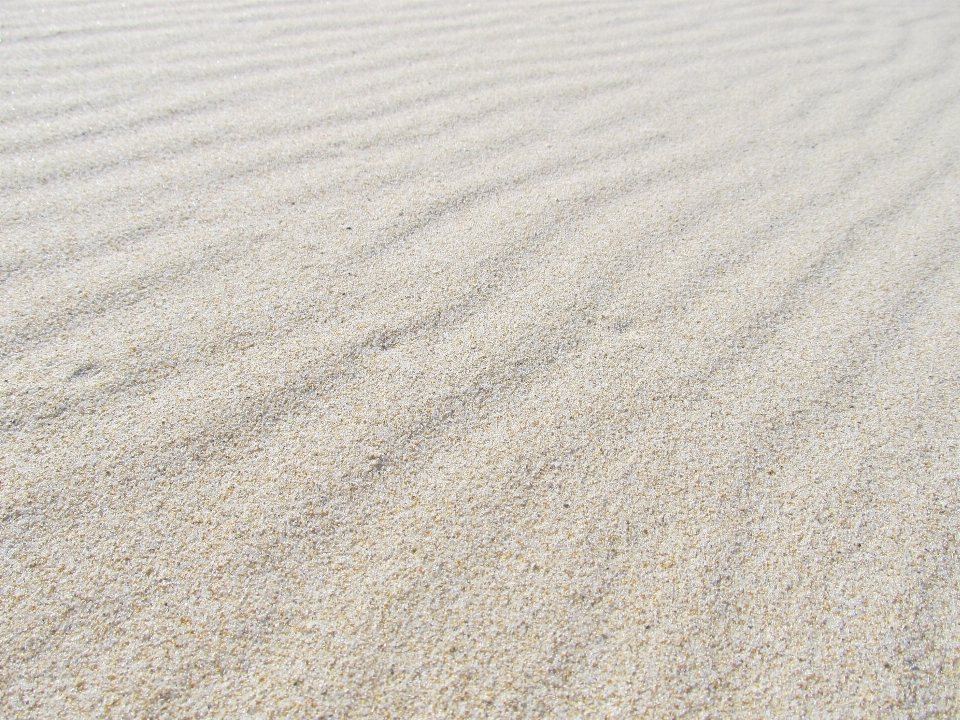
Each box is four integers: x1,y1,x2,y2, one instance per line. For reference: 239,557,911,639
2,0,959,715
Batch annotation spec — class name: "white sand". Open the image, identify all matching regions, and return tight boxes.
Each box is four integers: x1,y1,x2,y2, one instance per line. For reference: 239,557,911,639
2,0,959,716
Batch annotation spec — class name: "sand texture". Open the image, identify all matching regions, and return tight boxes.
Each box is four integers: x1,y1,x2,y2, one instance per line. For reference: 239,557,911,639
2,0,960,716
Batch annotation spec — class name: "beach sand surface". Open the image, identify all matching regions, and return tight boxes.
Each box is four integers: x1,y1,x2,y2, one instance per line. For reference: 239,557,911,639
2,0,959,716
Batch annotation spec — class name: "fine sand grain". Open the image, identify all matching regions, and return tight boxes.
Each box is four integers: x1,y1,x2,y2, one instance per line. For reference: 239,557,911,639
2,0,959,716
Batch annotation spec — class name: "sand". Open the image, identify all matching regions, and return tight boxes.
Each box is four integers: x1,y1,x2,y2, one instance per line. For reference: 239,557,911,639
2,0,959,716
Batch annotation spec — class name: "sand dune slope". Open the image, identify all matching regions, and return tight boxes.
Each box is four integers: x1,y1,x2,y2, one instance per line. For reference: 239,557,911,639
2,0,959,716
